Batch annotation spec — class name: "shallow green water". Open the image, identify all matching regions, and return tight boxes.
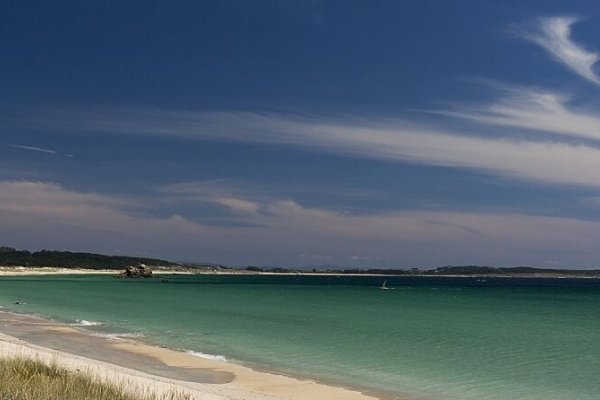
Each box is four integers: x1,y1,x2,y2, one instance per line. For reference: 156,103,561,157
0,274,598,400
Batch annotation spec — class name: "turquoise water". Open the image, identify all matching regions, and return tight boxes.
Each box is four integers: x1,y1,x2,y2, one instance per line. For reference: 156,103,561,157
0,274,598,399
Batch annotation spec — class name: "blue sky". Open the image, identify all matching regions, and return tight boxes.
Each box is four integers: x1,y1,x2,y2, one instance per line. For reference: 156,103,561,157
3,1,600,268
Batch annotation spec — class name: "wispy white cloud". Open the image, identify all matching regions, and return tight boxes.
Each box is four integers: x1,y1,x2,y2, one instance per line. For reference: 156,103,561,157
4,180,600,267
162,179,264,199
0,181,205,240
439,85,600,141
161,179,385,203
25,107,600,188
160,180,263,215
234,198,600,267
214,197,260,214
9,144,57,155
524,16,600,85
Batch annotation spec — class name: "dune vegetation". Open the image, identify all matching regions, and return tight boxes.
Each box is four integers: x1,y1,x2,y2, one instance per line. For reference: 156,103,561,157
0,357,189,400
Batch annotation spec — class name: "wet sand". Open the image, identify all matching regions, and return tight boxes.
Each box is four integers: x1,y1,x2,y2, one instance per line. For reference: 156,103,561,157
0,311,389,400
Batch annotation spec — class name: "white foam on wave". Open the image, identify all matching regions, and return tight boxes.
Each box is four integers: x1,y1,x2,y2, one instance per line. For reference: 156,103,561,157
90,332,144,340
73,319,103,326
186,350,227,362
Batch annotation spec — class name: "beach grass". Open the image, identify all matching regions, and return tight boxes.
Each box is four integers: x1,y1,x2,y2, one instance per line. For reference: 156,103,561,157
0,357,190,400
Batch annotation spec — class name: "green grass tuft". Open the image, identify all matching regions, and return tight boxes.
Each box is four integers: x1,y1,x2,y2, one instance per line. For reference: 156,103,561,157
0,357,190,400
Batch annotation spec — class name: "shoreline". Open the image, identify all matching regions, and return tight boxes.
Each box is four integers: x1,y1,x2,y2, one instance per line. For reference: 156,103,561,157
0,267,194,276
0,310,394,400
0,266,599,279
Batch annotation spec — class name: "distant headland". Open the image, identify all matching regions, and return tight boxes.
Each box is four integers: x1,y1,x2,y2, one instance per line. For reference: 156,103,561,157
1,246,599,278
0,246,177,270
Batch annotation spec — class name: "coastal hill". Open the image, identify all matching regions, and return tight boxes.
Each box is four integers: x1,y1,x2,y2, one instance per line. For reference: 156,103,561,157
247,265,600,277
0,247,178,270
1,246,600,277
429,265,600,276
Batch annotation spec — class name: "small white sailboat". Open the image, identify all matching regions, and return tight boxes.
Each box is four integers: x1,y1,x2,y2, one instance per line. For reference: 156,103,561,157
379,280,390,290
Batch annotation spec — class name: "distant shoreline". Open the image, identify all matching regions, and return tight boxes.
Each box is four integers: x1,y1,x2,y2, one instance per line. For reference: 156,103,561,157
0,265,599,279
2,247,599,278
0,267,189,276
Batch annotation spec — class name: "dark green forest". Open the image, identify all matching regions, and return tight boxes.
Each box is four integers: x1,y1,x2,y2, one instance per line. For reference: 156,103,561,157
0,247,177,269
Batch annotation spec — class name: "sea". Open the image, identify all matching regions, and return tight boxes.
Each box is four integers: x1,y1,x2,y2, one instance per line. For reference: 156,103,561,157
0,274,598,400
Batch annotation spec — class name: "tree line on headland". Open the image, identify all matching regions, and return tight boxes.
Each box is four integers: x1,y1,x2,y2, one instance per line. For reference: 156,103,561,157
0,247,176,269
1,246,600,276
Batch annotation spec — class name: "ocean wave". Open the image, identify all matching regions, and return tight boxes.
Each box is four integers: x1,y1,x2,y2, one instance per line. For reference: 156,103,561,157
186,350,227,362
89,332,143,339
73,319,103,326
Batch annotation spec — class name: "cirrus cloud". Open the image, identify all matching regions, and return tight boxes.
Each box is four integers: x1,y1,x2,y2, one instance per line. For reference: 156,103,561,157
523,16,600,85
12,106,600,188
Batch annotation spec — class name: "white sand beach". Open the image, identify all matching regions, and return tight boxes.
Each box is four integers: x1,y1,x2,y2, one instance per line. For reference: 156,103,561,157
0,311,385,400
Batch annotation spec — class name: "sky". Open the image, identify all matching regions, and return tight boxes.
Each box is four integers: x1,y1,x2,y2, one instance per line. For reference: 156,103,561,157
3,1,600,268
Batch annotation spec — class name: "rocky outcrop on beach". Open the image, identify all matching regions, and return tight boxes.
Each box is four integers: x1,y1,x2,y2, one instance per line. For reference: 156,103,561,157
120,264,153,278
